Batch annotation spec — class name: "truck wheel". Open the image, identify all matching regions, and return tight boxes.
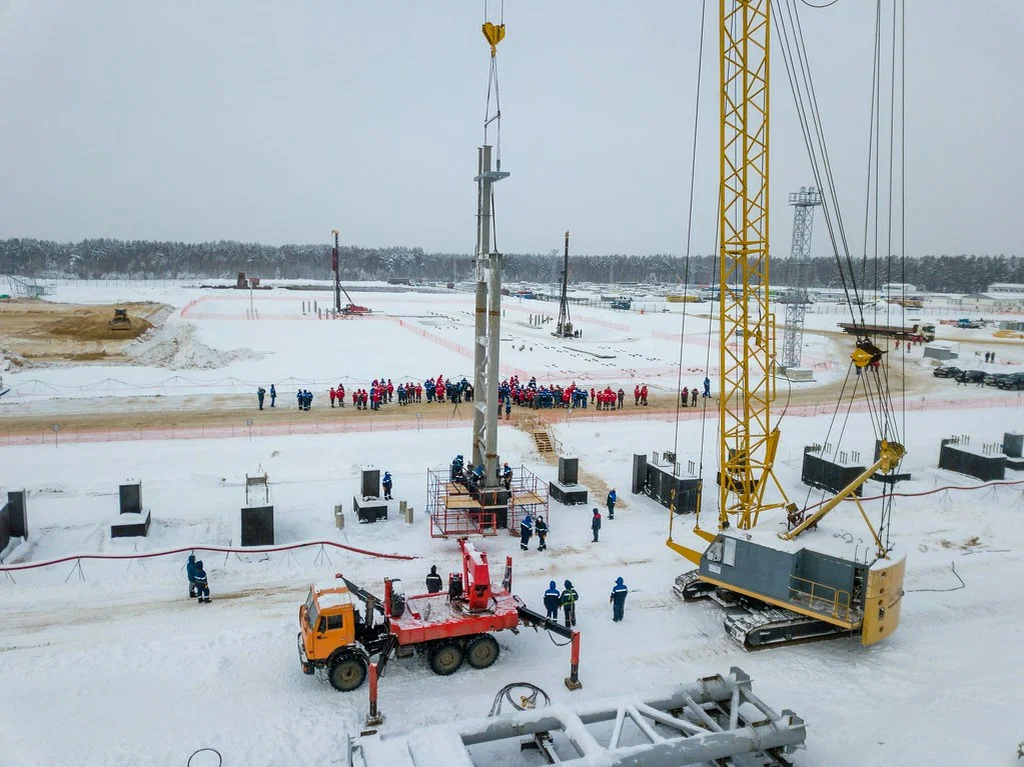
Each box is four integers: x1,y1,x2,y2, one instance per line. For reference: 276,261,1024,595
428,641,464,675
328,655,367,692
466,634,500,669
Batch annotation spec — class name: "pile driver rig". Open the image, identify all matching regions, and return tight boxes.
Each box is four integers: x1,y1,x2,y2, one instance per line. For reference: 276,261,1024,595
667,0,907,649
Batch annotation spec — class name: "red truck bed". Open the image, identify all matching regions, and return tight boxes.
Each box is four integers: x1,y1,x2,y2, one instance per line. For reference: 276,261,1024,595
390,591,521,646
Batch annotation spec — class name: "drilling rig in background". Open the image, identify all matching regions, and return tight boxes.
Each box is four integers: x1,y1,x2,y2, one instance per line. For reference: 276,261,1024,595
330,230,371,316
553,231,575,338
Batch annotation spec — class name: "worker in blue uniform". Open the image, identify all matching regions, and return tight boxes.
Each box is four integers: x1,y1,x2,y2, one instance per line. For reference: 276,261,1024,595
543,580,561,620
609,577,628,622
519,512,533,551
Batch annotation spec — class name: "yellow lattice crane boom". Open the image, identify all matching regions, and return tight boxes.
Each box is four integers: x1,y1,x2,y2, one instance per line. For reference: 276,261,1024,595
716,0,790,531
666,0,906,650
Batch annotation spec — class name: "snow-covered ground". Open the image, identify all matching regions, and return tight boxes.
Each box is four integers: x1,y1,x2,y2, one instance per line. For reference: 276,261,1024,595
2,282,847,405
2,398,1024,765
2,282,1024,765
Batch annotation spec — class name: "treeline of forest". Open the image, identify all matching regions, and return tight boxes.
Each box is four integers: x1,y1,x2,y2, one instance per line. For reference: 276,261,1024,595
1,238,1020,293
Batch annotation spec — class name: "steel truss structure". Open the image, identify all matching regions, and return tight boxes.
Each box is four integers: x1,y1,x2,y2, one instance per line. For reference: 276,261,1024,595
717,0,790,530
780,187,822,370
349,667,805,767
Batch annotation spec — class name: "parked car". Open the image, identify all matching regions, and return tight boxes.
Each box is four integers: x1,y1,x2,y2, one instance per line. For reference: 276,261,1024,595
954,370,985,384
997,373,1024,391
933,366,962,378
984,373,1010,387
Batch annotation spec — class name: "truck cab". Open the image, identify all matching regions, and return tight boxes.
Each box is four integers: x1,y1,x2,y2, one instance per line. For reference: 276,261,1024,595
299,583,356,664
298,582,379,691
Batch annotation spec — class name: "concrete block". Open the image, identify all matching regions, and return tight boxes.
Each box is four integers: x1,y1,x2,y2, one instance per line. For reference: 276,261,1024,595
111,509,151,538
549,481,589,506
241,505,275,545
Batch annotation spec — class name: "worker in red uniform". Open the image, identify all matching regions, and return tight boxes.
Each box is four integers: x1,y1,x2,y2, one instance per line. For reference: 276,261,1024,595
634,385,641,406
640,384,648,406
387,379,394,402
415,383,423,402
329,387,337,407
352,388,358,408
681,387,689,407
337,384,345,407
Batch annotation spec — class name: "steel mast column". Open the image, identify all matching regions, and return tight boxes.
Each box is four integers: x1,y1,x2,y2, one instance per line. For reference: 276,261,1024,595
471,147,491,471
484,233,502,484
471,145,509,477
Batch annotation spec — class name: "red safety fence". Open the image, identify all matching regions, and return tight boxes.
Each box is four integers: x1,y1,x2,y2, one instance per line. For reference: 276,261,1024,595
0,539,417,574
0,413,470,447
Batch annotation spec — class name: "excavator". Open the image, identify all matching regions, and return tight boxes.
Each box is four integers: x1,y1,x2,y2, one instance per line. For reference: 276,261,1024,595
667,0,907,649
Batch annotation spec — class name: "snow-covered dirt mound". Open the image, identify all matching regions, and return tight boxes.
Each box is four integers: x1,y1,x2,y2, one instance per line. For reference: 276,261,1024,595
127,323,263,370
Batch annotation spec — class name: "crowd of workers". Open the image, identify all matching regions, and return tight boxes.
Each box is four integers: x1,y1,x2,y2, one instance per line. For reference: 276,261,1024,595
255,374,715,417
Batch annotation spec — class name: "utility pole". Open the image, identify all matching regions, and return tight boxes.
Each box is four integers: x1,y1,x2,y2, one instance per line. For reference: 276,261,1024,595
555,231,573,338
331,229,342,314
780,187,822,371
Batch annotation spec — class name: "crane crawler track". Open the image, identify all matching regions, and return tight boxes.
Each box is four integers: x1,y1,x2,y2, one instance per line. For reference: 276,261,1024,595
674,570,860,650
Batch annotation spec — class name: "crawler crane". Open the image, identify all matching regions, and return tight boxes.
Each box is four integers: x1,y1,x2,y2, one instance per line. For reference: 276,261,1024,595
667,0,907,648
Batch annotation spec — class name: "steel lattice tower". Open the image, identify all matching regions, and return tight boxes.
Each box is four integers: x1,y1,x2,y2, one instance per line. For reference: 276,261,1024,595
780,187,822,370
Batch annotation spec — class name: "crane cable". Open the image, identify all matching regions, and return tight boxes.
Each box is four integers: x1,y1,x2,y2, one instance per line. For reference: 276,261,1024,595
670,0,708,486
481,2,506,265
482,0,505,165
775,0,906,550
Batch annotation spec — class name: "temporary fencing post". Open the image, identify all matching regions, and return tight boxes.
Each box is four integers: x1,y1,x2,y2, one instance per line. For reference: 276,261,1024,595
64,558,85,583
314,544,333,566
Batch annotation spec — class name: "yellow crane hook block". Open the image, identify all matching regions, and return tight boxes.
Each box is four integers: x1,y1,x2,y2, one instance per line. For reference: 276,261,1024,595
482,22,505,56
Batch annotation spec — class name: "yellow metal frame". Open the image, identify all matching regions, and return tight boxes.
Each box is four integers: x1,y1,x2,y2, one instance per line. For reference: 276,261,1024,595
698,574,858,630
718,0,789,530
788,575,852,622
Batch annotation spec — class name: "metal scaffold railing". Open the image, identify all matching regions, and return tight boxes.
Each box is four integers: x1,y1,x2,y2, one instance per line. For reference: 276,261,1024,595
426,466,548,539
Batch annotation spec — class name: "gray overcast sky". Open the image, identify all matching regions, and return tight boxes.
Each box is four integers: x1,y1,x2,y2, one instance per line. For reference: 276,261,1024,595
0,1,1020,259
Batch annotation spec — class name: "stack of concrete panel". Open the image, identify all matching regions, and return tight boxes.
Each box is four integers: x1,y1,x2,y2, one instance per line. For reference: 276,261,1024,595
355,467,387,523
646,465,701,513
0,503,9,553
631,454,648,494
111,481,152,538
939,439,1005,482
241,474,275,545
7,490,27,539
241,505,275,545
549,456,589,505
801,446,865,497
1004,431,1024,471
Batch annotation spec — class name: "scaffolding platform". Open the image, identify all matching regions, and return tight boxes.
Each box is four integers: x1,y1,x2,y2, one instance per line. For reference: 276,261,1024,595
427,466,549,539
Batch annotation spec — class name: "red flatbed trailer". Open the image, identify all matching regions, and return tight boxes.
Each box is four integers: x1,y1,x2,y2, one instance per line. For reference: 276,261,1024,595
388,591,521,646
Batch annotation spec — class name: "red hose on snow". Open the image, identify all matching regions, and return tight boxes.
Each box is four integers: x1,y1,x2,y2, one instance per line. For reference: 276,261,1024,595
0,539,417,573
